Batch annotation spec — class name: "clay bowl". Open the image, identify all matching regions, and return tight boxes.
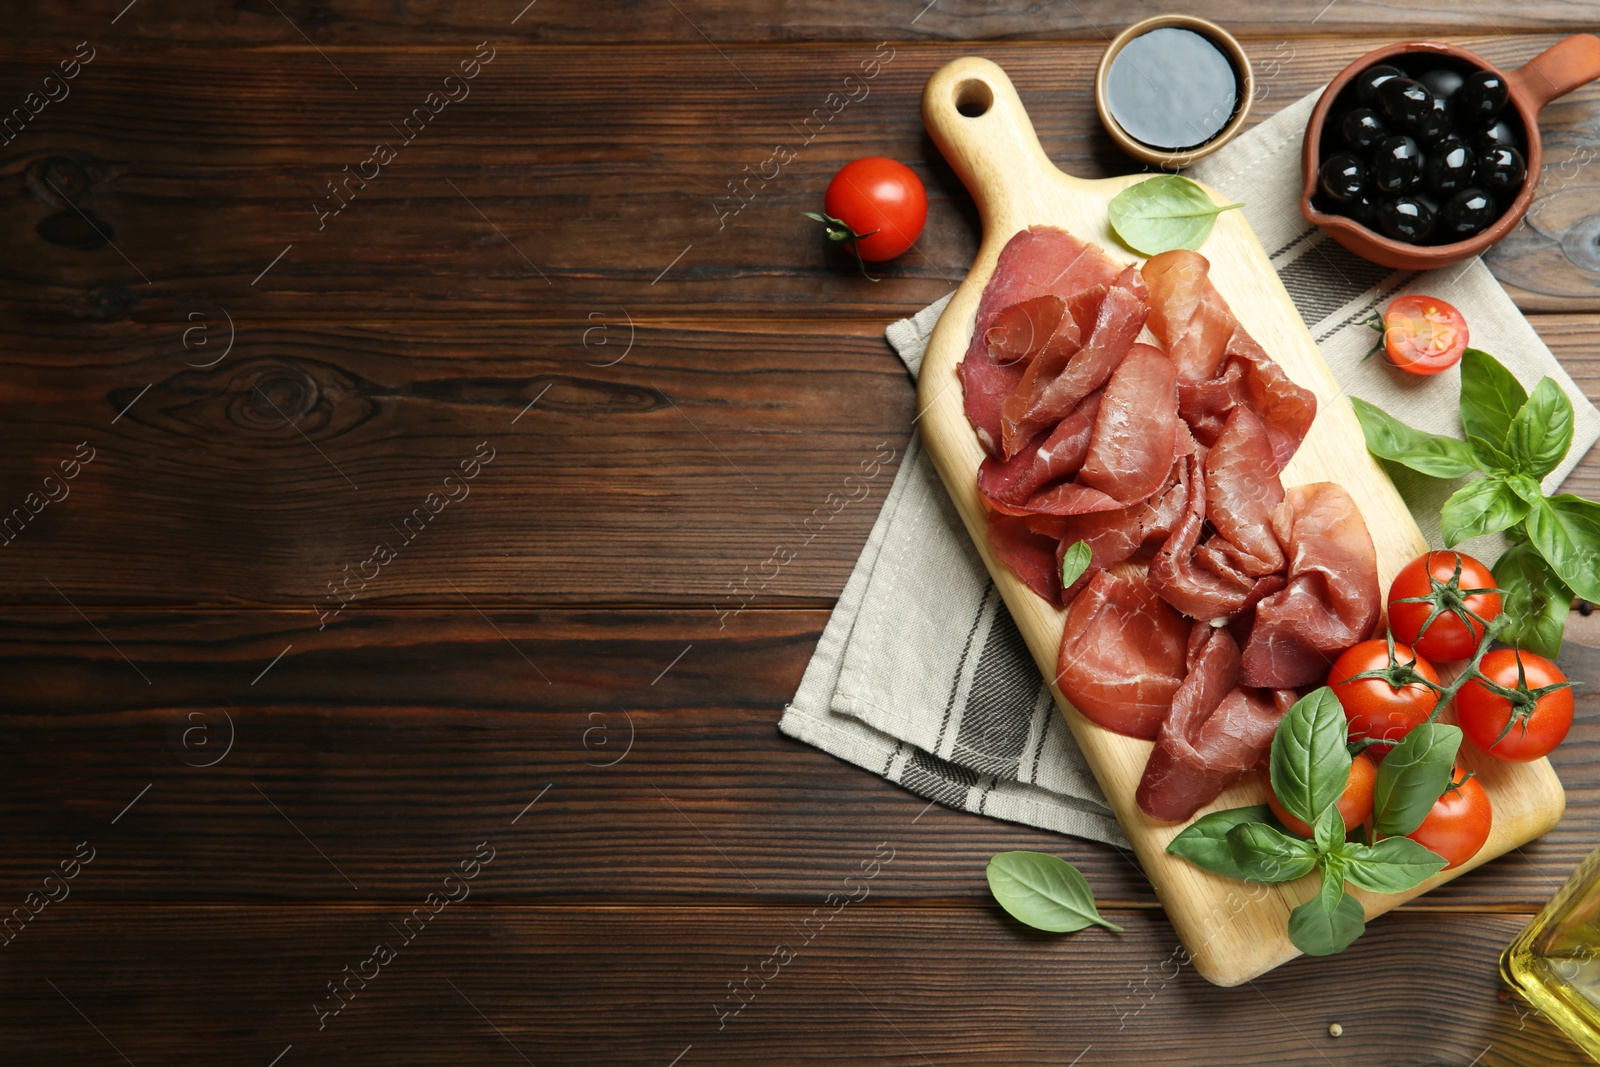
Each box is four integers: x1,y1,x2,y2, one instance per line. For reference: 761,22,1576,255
1301,35,1600,270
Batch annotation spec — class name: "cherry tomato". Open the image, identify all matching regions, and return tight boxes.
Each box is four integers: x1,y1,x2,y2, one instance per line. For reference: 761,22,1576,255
1328,638,1442,755
1458,649,1575,762
1406,769,1492,869
821,157,927,262
1387,550,1502,663
1266,752,1377,838
1373,295,1469,375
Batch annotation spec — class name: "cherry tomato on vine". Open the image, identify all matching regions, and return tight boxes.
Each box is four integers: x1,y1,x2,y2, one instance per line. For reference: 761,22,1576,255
1405,769,1492,869
1457,649,1576,762
1387,550,1503,663
1266,752,1377,838
813,157,928,265
1368,295,1469,375
1328,637,1442,756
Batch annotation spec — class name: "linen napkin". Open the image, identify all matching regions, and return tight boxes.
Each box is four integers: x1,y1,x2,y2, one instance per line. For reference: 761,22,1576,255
779,89,1600,849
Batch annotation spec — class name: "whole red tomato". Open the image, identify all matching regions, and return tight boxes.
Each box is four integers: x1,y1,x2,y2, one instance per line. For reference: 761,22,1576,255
1387,551,1502,663
1328,638,1442,755
1458,649,1575,762
821,157,927,262
1374,295,1469,376
1266,752,1377,838
1406,769,1492,869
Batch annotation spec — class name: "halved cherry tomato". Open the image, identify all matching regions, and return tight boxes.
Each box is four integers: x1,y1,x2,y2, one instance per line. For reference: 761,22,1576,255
1458,649,1576,762
1266,752,1377,838
1370,295,1469,376
1405,768,1492,869
819,157,927,262
1387,550,1503,663
1328,637,1442,756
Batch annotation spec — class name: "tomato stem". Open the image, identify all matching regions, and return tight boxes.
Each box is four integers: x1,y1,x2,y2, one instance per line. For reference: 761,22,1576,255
803,211,882,282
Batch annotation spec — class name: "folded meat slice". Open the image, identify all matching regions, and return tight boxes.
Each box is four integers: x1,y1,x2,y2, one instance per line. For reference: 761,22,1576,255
986,513,1063,606
1147,453,1258,621
984,295,1066,366
1078,342,1179,505
1055,570,1190,740
1137,625,1287,822
960,227,1124,457
977,390,1104,514
1000,265,1149,458
1141,250,1236,382
1198,406,1285,578
1240,483,1381,688
1043,456,1190,600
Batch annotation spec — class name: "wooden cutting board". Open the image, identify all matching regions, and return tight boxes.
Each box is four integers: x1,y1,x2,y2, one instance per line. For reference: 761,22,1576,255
917,57,1566,986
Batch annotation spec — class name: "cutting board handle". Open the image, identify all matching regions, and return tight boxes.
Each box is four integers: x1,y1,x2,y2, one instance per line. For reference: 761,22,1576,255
922,57,1062,234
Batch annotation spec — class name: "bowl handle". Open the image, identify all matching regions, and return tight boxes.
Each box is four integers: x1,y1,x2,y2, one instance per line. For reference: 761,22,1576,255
1507,33,1600,113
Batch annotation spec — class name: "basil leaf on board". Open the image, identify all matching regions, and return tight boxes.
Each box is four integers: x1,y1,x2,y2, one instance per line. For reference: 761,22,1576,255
1269,688,1354,827
1349,398,1480,479
1166,805,1274,879
1225,822,1318,884
1288,891,1366,957
1509,378,1576,478
1371,722,1461,837
1495,541,1571,659
1318,855,1346,916
985,851,1124,933
1312,802,1344,857
1525,494,1600,604
1342,837,1449,893
1460,347,1527,457
1060,540,1092,589
1440,475,1530,547
1107,175,1243,256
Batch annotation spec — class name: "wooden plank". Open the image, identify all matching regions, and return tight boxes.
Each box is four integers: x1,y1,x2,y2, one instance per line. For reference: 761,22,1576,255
0,904,1586,1064
2,38,1597,322
0,606,1595,908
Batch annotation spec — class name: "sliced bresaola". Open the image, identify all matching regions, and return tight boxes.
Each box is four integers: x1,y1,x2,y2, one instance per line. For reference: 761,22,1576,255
960,227,1123,457
1240,482,1381,688
1055,570,1190,740
1136,625,1287,822
1078,342,1179,505
977,389,1104,513
1040,454,1191,600
1000,264,1149,459
986,512,1064,606
1141,250,1236,382
1148,452,1274,622
1196,406,1285,578
984,295,1067,366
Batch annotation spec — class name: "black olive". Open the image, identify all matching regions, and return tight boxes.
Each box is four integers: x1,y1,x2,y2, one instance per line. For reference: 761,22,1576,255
1477,118,1520,151
1454,69,1509,125
1353,64,1405,105
1478,144,1526,190
1418,68,1465,101
1440,188,1497,239
1377,77,1434,129
1425,138,1476,194
1371,135,1424,195
1346,193,1379,226
1340,108,1387,152
1414,93,1452,143
1377,195,1437,242
1319,153,1366,201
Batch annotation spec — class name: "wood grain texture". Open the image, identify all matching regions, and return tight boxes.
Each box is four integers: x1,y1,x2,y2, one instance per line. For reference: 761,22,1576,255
0,905,1588,1066
1,38,1597,323
913,56,1563,984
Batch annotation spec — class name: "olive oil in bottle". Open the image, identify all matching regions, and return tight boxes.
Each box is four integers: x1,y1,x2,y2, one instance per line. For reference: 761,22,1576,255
1502,846,1600,1061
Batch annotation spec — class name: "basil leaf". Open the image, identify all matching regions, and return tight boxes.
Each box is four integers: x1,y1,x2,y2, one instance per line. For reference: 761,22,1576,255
1342,837,1449,893
985,851,1123,933
1350,397,1480,479
1268,688,1352,827
1312,802,1344,856
1495,541,1571,660
1225,822,1318,884
1507,472,1545,506
1318,854,1346,916
1467,432,1515,472
1508,378,1576,478
1460,347,1527,458
1371,723,1461,837
1440,475,1530,547
1166,805,1274,879
1060,540,1091,589
1107,175,1243,256
1525,495,1600,603
1288,891,1366,957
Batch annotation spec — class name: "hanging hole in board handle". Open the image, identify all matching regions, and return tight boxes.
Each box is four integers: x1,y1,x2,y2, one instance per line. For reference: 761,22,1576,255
955,79,993,117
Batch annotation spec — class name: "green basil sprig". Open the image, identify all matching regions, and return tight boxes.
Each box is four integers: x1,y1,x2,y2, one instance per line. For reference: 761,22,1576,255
1351,347,1593,657
985,851,1123,933
1167,687,1449,958
1107,175,1243,256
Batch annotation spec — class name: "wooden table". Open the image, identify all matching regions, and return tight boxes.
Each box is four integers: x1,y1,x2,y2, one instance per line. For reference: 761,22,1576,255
5,4,1600,1063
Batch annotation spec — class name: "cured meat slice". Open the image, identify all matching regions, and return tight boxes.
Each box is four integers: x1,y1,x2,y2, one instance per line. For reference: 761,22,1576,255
986,513,1063,606
1055,570,1190,740
1000,265,1149,458
1199,407,1285,577
985,295,1066,366
960,227,1124,457
1147,454,1257,621
1078,342,1179,505
977,390,1104,513
1219,331,1318,471
1044,457,1190,599
1137,625,1286,822
1240,483,1381,688
1141,250,1235,382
